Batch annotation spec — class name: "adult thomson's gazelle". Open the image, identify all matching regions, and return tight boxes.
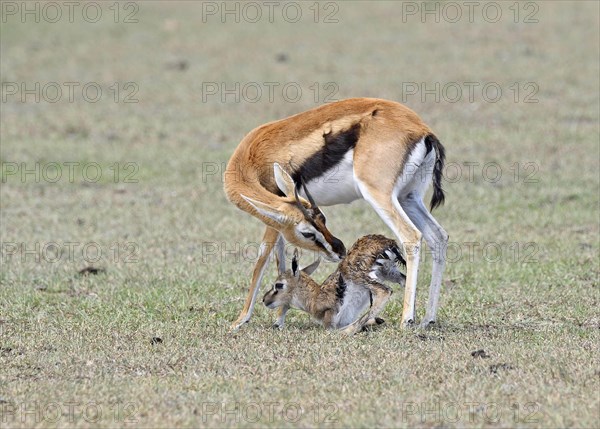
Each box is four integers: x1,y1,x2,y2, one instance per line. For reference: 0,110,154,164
224,98,448,330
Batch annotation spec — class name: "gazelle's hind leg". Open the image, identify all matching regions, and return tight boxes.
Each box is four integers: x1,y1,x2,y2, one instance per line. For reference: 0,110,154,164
354,136,434,327
400,193,448,327
355,182,422,327
341,281,392,335
231,226,280,330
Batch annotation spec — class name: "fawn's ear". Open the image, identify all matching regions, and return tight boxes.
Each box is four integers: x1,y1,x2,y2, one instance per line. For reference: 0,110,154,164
291,248,299,278
301,257,321,276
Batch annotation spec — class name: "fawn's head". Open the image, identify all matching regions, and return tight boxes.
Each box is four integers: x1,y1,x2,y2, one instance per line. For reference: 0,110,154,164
263,249,321,309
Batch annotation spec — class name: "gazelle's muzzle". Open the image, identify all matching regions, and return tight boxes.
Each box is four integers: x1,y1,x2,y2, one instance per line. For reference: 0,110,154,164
321,235,346,262
331,237,346,260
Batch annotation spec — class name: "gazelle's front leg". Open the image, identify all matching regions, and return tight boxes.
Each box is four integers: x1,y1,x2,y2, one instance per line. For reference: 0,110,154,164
231,226,280,330
272,235,289,329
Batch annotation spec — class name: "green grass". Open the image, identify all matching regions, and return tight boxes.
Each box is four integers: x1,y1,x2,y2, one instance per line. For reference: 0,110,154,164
1,1,599,428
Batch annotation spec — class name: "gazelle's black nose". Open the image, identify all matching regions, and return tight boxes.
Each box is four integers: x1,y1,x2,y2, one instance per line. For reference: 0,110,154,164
332,237,346,259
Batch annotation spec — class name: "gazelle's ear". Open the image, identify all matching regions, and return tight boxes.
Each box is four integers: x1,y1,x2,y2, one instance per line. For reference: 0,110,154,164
241,195,290,224
291,248,299,277
273,163,296,197
301,257,321,276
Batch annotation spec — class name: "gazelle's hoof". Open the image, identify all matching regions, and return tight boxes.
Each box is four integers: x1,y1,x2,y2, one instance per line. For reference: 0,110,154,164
272,323,284,330
401,318,415,329
419,319,436,329
230,319,249,332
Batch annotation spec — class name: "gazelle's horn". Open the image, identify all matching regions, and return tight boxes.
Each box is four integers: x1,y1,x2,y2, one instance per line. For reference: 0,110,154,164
301,180,317,208
294,183,311,218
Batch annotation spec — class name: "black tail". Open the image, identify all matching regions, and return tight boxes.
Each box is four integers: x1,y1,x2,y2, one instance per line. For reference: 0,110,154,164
426,134,445,211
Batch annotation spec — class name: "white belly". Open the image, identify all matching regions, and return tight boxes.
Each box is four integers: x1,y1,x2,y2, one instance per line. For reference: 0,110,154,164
303,150,362,206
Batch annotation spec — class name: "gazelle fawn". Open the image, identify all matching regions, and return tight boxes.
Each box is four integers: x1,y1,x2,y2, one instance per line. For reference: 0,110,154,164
263,235,407,334
224,98,447,330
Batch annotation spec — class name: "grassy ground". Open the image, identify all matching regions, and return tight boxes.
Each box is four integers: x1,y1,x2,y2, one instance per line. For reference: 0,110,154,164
1,1,599,428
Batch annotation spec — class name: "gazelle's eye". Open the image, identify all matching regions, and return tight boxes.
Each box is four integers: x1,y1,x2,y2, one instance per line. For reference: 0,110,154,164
301,232,316,240
275,283,284,290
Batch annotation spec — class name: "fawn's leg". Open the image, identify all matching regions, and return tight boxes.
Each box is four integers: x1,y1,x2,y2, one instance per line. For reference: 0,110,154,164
364,269,405,328
363,317,386,328
341,282,393,335
273,305,289,329
381,267,407,287
322,309,335,329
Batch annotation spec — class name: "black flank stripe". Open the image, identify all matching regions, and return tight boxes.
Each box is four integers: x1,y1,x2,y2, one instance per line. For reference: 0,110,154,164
292,123,361,183
399,136,422,179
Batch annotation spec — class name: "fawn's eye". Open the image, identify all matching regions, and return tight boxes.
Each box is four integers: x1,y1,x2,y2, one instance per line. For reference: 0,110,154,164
275,283,284,290
301,232,316,240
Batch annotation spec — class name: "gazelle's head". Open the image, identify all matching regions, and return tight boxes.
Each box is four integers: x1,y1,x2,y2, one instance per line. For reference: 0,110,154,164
241,164,346,262
263,249,321,309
